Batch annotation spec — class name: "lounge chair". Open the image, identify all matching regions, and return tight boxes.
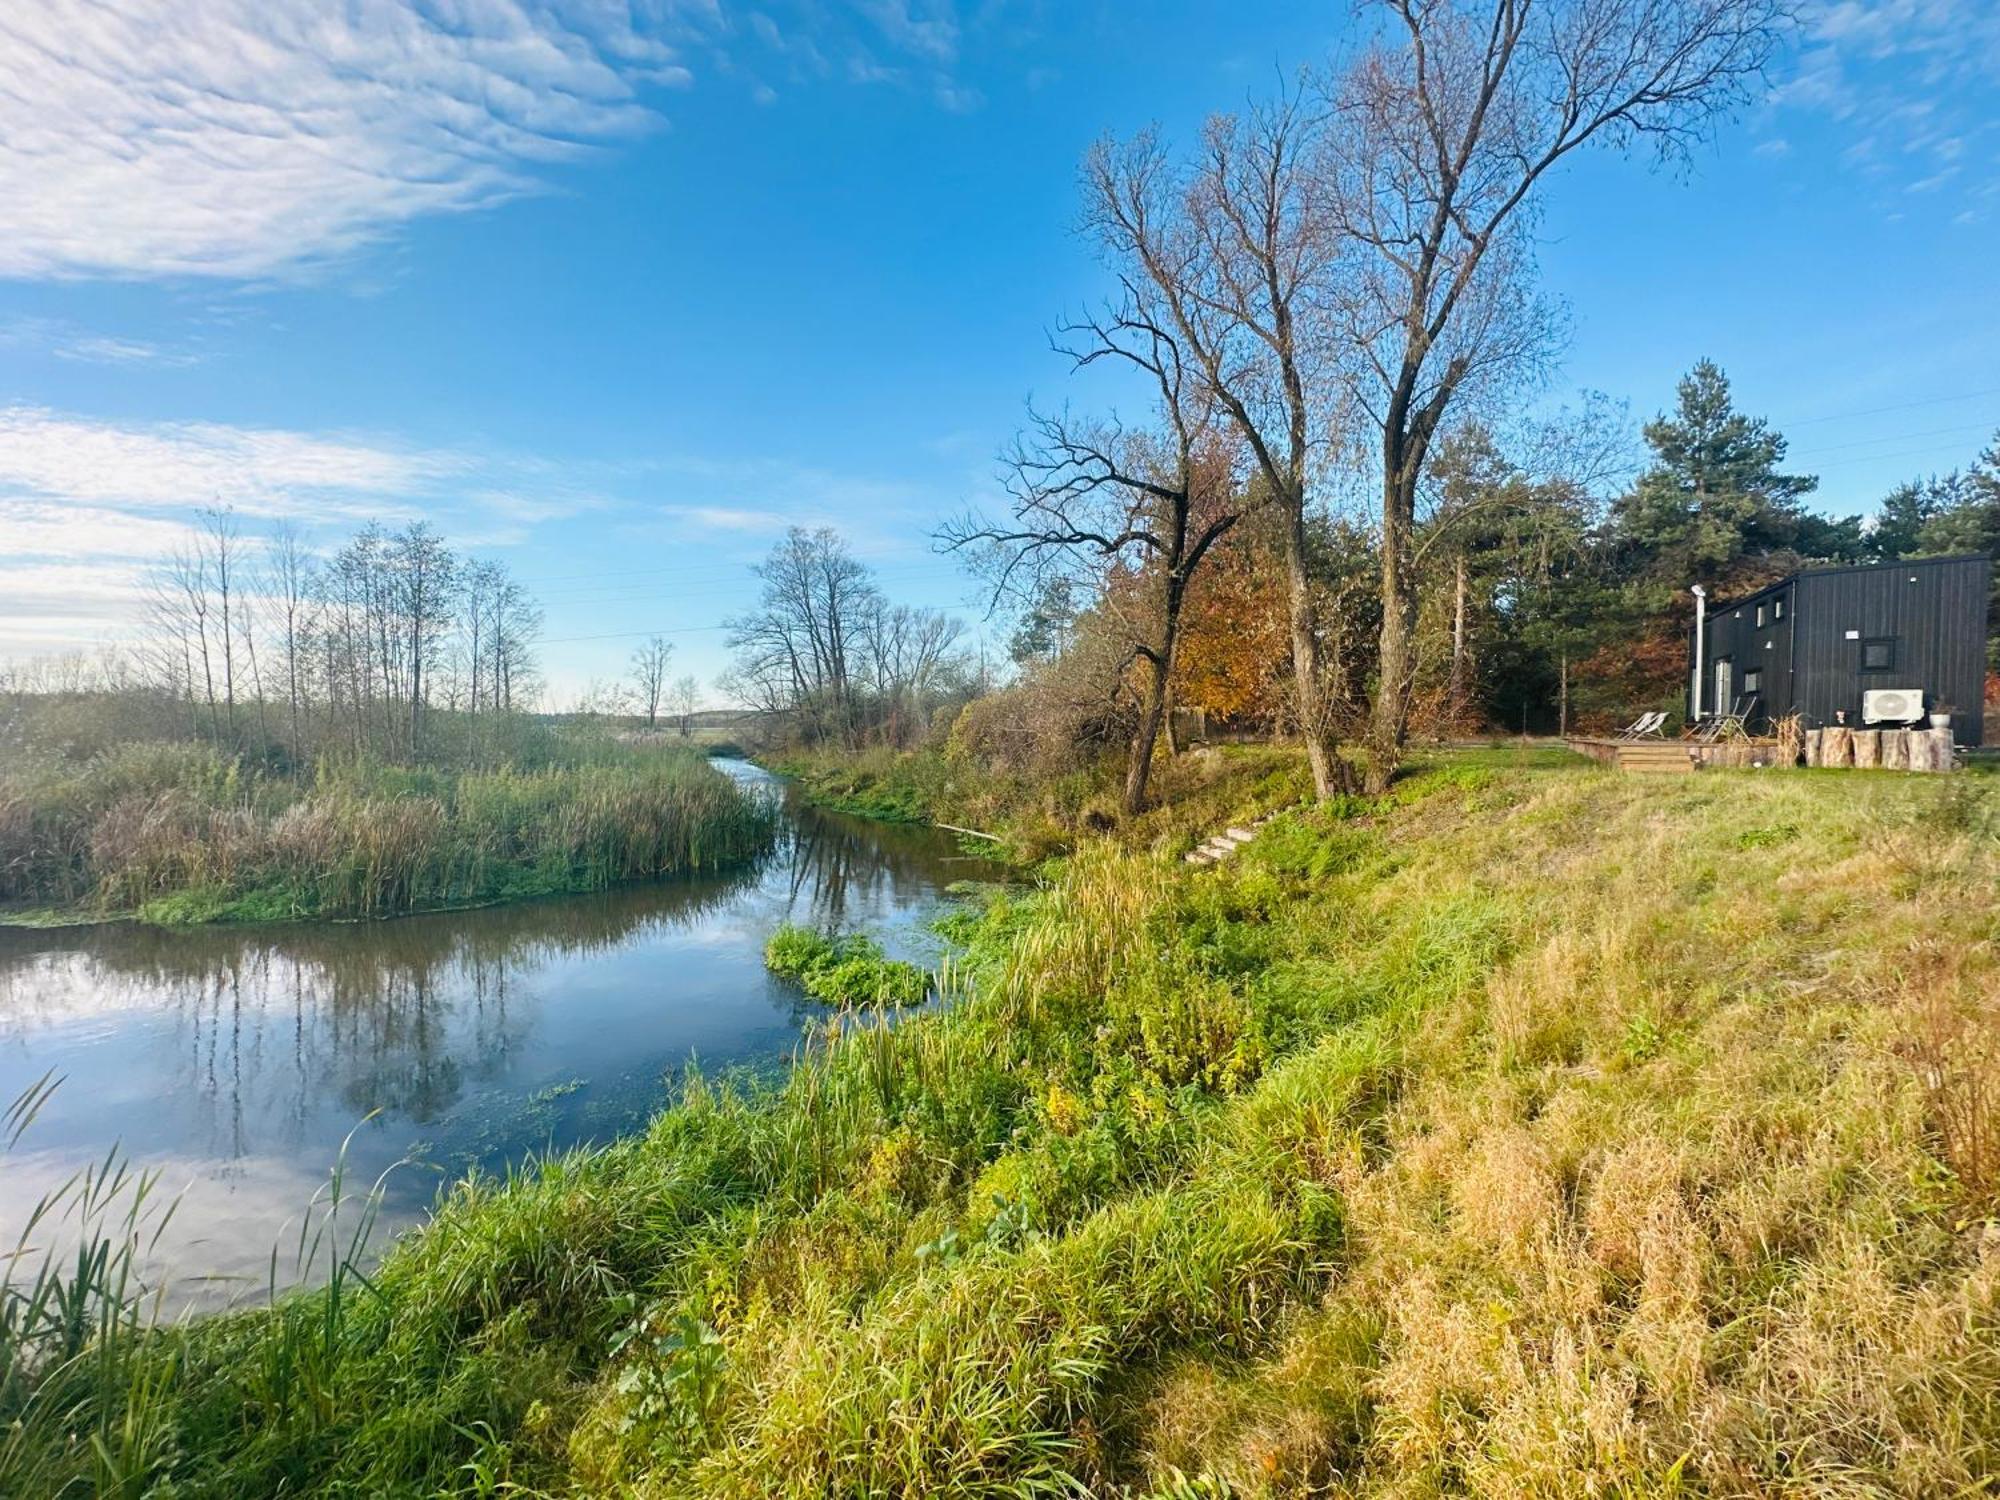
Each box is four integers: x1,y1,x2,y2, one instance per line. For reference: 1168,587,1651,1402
1614,711,1656,740
1692,694,1758,743
1616,710,1666,740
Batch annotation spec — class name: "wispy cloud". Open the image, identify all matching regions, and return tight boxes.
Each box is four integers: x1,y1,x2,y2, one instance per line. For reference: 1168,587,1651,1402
0,317,202,367
0,406,458,520
0,404,617,657
0,1,1016,284
1776,0,2000,218
657,503,798,534
0,0,699,282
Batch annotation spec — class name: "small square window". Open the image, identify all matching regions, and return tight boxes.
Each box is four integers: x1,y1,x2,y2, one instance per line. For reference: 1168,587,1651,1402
1743,668,1763,694
1861,637,1896,671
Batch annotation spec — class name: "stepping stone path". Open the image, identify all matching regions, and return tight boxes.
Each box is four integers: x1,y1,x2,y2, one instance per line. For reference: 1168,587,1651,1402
1182,811,1281,867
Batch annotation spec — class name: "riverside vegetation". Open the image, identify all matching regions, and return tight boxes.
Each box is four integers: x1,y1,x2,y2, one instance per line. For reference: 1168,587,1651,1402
764,924,931,1007
6,748,2000,1495
0,739,776,925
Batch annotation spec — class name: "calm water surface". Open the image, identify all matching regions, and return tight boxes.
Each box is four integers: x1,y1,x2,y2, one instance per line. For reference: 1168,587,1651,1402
0,760,1000,1304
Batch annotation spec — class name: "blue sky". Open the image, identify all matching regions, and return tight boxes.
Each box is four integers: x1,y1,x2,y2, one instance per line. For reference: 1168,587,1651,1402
0,0,1995,701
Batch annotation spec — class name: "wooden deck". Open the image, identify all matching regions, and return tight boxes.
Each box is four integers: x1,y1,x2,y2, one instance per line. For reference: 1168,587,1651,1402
1566,737,1698,774
1568,725,1956,774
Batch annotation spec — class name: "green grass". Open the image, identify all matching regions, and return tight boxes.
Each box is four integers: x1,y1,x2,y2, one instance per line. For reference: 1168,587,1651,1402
765,747,947,823
8,757,2000,1495
0,741,776,925
763,924,930,1006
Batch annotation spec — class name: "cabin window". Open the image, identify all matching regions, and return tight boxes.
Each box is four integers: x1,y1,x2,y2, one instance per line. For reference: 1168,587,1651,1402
1861,637,1896,672
1773,597,1784,620
1743,668,1763,695
1755,604,1767,628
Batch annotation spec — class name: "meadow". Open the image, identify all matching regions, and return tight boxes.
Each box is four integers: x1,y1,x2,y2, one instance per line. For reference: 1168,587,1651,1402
5,751,1999,1496
0,740,776,924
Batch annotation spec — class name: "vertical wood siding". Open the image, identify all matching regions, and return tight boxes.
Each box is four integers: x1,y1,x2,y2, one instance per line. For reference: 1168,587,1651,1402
1690,556,1990,745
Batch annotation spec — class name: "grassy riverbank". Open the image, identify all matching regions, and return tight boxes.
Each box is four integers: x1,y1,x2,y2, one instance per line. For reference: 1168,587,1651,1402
770,741,1321,862
8,756,2000,1495
0,743,775,925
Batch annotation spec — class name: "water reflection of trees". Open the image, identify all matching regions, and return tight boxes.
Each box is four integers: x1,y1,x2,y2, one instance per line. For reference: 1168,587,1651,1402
0,866,767,1154
0,797,1002,1162
779,802,999,931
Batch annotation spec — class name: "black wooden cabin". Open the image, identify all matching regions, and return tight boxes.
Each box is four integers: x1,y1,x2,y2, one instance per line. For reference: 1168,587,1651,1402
1689,554,1991,745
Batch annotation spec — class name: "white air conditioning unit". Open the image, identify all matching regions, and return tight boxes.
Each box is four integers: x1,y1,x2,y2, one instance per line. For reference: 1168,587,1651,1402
1862,687,1924,724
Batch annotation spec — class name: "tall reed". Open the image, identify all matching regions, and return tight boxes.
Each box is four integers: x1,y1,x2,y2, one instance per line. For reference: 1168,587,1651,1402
0,745,776,922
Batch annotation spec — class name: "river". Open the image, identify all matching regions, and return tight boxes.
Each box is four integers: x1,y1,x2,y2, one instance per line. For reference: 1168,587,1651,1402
0,760,1001,1307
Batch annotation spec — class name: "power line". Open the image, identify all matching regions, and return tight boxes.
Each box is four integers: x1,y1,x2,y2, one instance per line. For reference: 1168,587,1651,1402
1807,442,1999,475
1781,384,2000,428
529,597,974,647
526,562,970,606
513,554,964,590
1790,418,1997,461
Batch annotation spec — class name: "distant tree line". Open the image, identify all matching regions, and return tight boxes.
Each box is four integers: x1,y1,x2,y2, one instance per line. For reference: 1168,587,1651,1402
722,526,975,750
133,509,545,765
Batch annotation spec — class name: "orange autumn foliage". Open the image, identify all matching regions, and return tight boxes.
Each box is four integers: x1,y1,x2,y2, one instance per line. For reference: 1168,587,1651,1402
1175,531,1290,728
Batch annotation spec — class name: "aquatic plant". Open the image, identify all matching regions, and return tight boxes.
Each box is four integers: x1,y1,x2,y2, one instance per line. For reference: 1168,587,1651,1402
764,924,929,1006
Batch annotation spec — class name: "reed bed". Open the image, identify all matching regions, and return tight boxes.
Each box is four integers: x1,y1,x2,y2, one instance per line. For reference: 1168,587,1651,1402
0,743,776,922
5,760,2000,1496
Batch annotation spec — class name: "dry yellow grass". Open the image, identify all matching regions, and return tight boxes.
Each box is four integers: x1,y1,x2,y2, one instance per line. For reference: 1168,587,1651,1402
1126,768,2000,1497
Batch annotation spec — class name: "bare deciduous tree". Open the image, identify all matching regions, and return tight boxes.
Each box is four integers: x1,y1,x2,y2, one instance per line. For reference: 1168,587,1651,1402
943,296,1244,814
630,635,674,728
1331,0,1788,789
1084,93,1356,797
670,674,701,737
725,527,969,748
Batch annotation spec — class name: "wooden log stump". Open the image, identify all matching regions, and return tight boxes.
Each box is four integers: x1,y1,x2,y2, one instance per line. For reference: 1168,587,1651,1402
1919,726,1955,772
1805,728,1823,767
1823,725,1853,767
1882,730,1910,772
1853,729,1882,769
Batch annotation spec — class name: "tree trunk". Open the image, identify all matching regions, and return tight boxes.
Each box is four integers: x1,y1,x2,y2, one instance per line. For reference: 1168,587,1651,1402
1366,467,1419,794
1281,496,1344,799
1447,552,1468,735
1124,649,1172,816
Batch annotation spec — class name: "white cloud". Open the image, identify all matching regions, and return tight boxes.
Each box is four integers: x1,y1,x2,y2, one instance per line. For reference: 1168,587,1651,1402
659,503,795,533
0,405,617,658
0,317,201,366
54,335,195,367
0,0,685,281
0,406,459,519
1779,0,2000,216
0,0,1013,283
0,501,199,559
854,0,959,63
